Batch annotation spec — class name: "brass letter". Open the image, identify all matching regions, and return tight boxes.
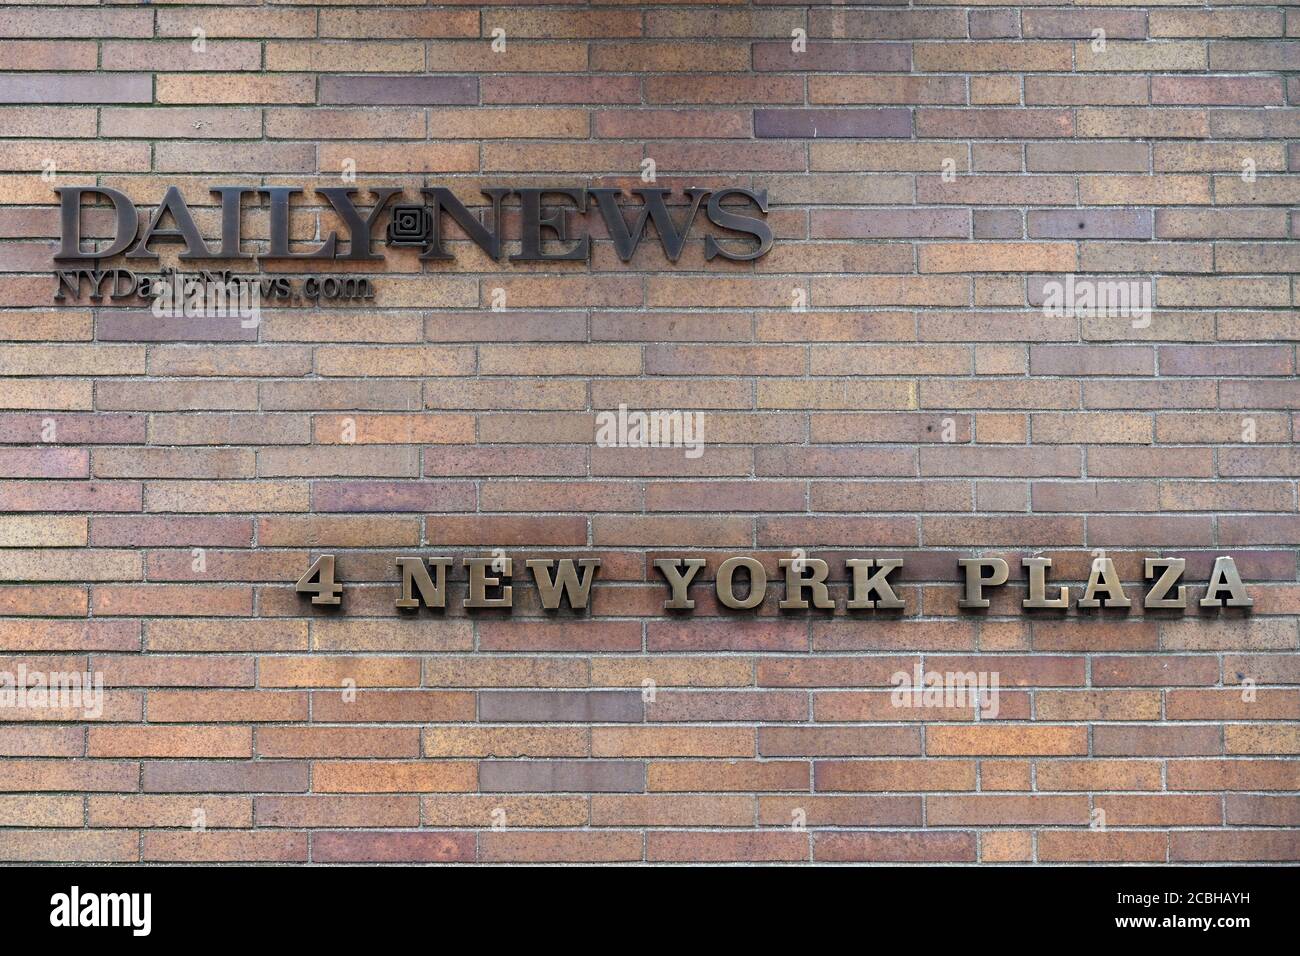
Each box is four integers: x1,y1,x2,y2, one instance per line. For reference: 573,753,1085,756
846,558,906,610
262,187,337,259
958,558,1009,609
395,556,452,609
1199,556,1253,609
1144,557,1187,609
704,188,773,262
716,556,766,610
654,557,706,610
778,557,833,610
526,558,600,610
511,188,589,262
317,187,402,260
54,186,137,262
589,187,708,263
1078,557,1131,609
210,186,258,259
128,186,212,259
1022,557,1068,609
420,187,510,261
464,556,512,608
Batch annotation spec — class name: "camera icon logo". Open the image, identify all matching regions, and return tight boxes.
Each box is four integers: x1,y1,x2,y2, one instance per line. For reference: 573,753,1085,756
386,204,433,248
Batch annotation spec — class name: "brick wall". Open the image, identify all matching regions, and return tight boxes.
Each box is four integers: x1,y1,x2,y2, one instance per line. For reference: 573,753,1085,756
1,1,1298,865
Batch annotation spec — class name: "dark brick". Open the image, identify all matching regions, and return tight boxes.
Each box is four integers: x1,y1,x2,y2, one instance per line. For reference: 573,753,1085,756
479,760,645,793
479,691,645,723
755,108,912,138
319,75,479,105
0,73,151,103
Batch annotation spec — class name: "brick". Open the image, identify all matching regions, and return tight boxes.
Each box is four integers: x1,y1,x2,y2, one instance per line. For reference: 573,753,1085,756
920,243,1075,274
592,656,753,688
757,795,921,827
929,796,1088,826
313,831,474,863
155,142,316,175
480,831,641,863
144,832,306,863
1078,108,1208,139
2,0,1297,868
1208,41,1299,72
1170,760,1299,791
815,832,976,863
309,689,471,724
816,760,976,792
1039,831,1167,863
0,515,85,547
421,796,586,828
755,109,911,138
143,761,306,794
94,585,252,618
1080,174,1211,205
0,74,152,104
146,481,308,514
0,733,84,764
0,41,96,71
1153,76,1285,106
656,691,807,723
597,109,751,139
91,516,251,548
479,691,643,723
649,760,808,793
1026,75,1149,106
103,107,261,141
928,726,1088,756
89,726,251,759
592,726,753,758
915,42,1072,72
480,761,645,794
1023,10,1147,39
1226,795,1300,826
809,76,964,106
983,831,1034,862
1095,724,1223,757
94,448,255,480
424,726,587,759
158,74,317,105
1170,830,1300,862
813,208,969,239
753,41,911,73
304,619,447,657
149,691,306,723
918,109,1073,139
314,762,476,794
89,796,251,829
0,830,138,863
0,619,138,651
760,727,920,757
593,795,753,827
648,831,808,863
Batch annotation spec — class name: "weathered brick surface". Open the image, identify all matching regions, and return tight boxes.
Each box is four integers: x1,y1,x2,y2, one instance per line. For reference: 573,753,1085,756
0,0,1297,864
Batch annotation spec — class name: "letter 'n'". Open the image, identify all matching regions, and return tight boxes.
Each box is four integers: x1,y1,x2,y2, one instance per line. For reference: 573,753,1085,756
395,557,453,609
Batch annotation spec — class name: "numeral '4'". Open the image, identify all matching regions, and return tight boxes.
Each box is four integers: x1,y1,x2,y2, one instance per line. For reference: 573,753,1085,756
296,554,343,606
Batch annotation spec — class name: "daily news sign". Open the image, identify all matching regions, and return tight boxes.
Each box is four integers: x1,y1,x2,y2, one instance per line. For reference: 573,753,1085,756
51,183,773,303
